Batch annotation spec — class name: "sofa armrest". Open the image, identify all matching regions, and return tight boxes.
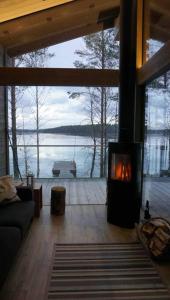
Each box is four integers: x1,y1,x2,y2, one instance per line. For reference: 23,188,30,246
16,186,33,201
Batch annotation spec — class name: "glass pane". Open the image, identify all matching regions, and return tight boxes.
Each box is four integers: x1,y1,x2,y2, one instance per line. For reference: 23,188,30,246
111,153,131,182
142,70,170,219
15,28,119,70
8,86,119,178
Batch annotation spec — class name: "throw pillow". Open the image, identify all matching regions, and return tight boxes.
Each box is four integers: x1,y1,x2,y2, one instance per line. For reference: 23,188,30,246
0,175,21,205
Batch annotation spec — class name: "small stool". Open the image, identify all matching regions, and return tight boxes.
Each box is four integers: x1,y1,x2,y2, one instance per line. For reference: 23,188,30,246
51,186,66,215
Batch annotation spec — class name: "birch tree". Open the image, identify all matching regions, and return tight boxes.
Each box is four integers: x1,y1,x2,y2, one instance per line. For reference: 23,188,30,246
10,49,54,178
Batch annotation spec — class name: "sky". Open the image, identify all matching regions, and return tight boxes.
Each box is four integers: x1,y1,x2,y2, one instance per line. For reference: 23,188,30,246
9,36,169,130
13,35,119,130
14,37,90,129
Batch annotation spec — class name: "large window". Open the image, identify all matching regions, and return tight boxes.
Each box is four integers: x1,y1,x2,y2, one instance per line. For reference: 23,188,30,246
8,28,119,179
8,86,119,179
142,70,170,218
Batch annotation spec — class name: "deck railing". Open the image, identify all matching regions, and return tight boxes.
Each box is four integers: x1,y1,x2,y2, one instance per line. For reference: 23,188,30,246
9,141,170,178
9,144,104,178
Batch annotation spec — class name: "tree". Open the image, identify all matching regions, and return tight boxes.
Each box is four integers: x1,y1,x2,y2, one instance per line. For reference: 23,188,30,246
10,49,54,178
69,29,119,177
9,56,27,179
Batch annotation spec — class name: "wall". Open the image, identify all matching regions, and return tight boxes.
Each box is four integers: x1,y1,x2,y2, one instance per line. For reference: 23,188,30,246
0,46,8,175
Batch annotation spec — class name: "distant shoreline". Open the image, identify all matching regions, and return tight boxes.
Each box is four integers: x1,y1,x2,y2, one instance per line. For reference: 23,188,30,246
15,124,170,138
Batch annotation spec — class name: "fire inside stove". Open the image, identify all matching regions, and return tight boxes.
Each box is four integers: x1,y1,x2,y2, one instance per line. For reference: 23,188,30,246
111,153,132,182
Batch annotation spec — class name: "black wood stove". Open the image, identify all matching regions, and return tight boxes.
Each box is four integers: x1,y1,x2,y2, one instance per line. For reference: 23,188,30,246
107,142,142,228
106,0,143,228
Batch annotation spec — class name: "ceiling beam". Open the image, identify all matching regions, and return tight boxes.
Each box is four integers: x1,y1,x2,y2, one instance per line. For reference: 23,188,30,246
7,23,104,57
150,24,170,43
0,0,74,23
137,40,170,85
150,1,170,19
0,67,119,87
0,0,119,40
0,0,120,57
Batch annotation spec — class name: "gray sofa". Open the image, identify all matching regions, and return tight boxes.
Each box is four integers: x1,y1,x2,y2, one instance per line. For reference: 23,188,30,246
0,186,34,287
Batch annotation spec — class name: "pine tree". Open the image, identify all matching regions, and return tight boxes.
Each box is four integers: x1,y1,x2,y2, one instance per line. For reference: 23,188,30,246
69,29,119,177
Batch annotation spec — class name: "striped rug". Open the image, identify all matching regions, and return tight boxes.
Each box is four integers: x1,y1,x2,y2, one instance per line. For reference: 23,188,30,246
46,243,170,299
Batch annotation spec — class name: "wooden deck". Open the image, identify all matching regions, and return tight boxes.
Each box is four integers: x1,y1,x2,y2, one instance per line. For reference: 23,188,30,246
52,160,76,177
142,178,170,220
0,178,170,300
40,178,107,205
40,177,170,220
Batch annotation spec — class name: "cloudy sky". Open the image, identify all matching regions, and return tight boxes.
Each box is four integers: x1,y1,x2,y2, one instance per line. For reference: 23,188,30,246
12,37,169,130
14,37,90,129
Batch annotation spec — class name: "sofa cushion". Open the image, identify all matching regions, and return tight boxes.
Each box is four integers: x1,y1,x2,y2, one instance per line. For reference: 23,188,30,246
0,226,21,287
0,175,20,205
0,201,34,237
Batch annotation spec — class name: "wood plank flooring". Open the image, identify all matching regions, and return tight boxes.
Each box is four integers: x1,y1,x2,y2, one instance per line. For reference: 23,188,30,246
0,178,170,300
142,178,170,220
40,178,106,205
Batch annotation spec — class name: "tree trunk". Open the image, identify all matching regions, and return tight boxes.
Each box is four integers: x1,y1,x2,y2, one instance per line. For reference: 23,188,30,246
103,88,107,177
90,97,97,178
100,30,105,178
11,58,19,179
100,87,104,177
22,119,29,175
36,86,40,178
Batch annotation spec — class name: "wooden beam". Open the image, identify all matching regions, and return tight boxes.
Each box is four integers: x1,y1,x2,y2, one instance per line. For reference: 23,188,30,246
0,0,74,23
150,24,170,43
0,67,119,87
136,0,143,69
7,23,104,57
150,1,170,18
0,0,119,43
138,40,170,85
143,0,150,63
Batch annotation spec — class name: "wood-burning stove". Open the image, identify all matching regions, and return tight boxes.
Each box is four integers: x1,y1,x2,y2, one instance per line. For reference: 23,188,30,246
107,142,142,228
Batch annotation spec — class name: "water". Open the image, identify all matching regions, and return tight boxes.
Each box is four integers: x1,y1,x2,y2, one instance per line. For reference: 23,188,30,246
9,133,102,178
144,134,170,176
9,133,170,178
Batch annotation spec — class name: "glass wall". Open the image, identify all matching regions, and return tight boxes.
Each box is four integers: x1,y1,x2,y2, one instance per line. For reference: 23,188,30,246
144,0,170,60
8,86,119,178
142,70,170,219
16,28,119,70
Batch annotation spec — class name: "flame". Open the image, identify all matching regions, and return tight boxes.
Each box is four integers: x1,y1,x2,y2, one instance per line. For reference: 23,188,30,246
112,160,132,182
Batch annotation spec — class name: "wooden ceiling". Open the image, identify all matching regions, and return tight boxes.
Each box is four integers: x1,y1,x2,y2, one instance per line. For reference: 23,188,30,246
0,0,74,23
0,0,169,58
0,0,120,57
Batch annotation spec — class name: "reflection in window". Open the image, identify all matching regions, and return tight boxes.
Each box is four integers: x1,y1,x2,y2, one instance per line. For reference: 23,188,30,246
142,70,170,219
144,0,170,60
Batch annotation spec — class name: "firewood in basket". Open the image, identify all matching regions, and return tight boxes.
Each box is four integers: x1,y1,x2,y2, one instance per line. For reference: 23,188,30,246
151,246,163,257
142,223,155,237
155,227,170,244
151,236,167,251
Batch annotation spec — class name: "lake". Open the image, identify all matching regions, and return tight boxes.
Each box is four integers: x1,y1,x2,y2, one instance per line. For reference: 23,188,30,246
9,133,103,178
9,133,170,178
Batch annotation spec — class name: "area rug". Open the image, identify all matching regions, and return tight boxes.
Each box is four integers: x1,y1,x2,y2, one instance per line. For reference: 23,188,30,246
46,243,170,299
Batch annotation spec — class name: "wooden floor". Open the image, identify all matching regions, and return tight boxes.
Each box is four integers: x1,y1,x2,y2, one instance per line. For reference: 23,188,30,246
143,178,170,220
41,178,107,205
0,178,170,299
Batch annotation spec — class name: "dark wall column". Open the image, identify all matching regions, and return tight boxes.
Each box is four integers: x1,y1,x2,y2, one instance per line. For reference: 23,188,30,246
119,0,137,142
0,46,9,175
